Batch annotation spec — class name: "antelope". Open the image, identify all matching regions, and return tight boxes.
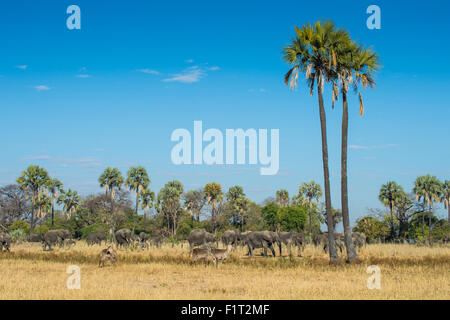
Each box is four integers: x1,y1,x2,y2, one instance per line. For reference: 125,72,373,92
99,246,118,268
210,245,232,267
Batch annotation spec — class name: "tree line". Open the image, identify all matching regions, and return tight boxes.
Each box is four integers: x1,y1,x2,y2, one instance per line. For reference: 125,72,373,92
1,165,447,246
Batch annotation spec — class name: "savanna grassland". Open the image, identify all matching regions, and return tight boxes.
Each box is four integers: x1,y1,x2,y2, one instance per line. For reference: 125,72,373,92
0,243,449,300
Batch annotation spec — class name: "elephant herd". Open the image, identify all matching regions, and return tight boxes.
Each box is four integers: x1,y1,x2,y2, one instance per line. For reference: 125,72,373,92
187,229,367,258
1,227,366,259
187,229,307,257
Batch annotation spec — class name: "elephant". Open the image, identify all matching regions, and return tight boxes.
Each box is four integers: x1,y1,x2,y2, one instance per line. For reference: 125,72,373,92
86,233,107,245
27,234,44,243
115,228,132,248
149,235,165,248
278,232,305,257
244,231,279,257
322,234,345,254
0,232,11,252
315,232,345,254
187,229,217,253
352,232,367,250
42,229,71,251
221,230,241,248
139,232,150,249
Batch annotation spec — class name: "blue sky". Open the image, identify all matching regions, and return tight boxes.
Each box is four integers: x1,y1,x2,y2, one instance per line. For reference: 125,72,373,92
0,0,449,225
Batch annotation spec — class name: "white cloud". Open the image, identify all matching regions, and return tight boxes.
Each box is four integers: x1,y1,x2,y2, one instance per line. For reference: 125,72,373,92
34,85,50,91
162,65,219,84
16,65,27,70
76,74,91,78
185,59,194,63
349,144,399,150
137,69,160,75
248,88,267,93
22,155,51,161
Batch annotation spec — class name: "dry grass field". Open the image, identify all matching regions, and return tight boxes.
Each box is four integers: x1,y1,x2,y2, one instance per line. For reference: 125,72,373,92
0,242,449,300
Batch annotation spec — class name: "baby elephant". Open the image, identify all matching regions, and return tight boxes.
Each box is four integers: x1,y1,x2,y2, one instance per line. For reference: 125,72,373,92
99,246,118,268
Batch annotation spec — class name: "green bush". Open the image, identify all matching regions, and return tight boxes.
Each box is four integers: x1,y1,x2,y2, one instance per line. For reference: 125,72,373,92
80,223,109,239
33,225,49,235
8,220,30,234
9,229,26,242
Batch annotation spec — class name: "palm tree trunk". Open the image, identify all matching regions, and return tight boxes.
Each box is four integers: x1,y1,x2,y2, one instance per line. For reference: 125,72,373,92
133,190,139,233
422,203,425,240
448,204,449,223
428,205,432,245
110,191,117,245
318,84,339,264
308,205,312,244
51,201,55,228
30,193,36,233
390,202,395,240
341,90,358,262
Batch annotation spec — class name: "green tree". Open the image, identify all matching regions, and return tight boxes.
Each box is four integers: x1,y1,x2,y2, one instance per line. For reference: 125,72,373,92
413,175,443,243
45,178,63,228
98,167,124,241
126,166,150,232
16,165,50,232
283,21,343,264
275,189,290,207
226,186,249,231
278,206,307,232
203,182,223,231
140,188,155,230
183,189,205,222
354,215,389,243
157,180,184,236
440,180,450,223
298,181,322,243
379,181,403,240
57,189,81,218
262,202,280,231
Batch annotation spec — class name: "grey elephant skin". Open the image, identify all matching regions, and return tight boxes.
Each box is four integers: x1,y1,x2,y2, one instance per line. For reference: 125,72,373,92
27,234,43,243
243,231,280,257
42,229,71,251
221,230,242,247
115,228,132,247
86,233,107,245
187,229,217,252
278,232,305,257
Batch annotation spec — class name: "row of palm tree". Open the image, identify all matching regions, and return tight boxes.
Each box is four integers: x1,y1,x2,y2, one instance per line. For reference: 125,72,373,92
379,176,450,243
283,21,380,263
16,165,81,231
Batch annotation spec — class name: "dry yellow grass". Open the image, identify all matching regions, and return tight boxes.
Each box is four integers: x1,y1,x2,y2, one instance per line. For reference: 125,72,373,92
0,242,449,299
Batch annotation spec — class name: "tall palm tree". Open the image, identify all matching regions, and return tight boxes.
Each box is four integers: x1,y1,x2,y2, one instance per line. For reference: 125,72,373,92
98,167,124,241
35,192,52,231
46,178,63,228
440,180,450,223
140,188,155,230
283,20,342,263
57,189,81,218
16,165,50,232
126,166,150,232
299,181,322,243
379,181,403,240
203,182,223,231
413,175,443,243
333,39,380,262
275,189,290,207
